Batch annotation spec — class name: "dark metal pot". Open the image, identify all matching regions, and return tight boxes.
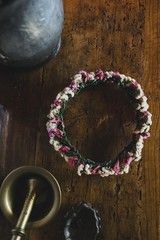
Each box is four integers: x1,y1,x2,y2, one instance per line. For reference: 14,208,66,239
0,0,64,68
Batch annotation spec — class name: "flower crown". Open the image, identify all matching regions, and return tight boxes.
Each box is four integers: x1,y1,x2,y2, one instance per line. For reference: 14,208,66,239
46,70,152,177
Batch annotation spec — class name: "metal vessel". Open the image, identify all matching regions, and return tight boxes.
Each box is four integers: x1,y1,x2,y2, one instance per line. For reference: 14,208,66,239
0,166,62,240
0,0,64,68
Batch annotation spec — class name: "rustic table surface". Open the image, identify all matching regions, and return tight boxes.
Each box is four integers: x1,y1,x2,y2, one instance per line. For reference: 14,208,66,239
0,0,159,239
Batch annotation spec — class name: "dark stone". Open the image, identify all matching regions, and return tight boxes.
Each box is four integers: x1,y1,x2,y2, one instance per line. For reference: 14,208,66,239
63,202,101,240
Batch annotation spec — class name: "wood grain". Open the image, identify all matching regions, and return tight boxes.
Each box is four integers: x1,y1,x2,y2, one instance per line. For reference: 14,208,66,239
0,0,159,239
142,0,160,239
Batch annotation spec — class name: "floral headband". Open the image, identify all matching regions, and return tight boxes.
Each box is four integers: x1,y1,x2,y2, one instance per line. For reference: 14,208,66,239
46,70,152,177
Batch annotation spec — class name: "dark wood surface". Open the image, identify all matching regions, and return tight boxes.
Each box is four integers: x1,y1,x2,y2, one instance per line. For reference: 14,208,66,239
0,0,159,239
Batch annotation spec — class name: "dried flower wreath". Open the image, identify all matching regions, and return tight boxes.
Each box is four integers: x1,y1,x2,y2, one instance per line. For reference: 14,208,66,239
46,70,152,177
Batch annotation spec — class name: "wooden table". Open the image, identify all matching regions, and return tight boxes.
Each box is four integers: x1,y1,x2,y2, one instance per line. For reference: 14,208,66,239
0,0,159,239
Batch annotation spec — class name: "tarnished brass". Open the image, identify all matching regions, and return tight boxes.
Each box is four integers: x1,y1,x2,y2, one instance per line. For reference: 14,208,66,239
0,166,62,239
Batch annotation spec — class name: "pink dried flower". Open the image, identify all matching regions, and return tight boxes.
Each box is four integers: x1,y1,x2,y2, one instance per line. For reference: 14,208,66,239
69,83,79,92
79,70,90,82
95,69,104,80
136,111,148,119
48,128,63,138
60,145,70,152
112,72,120,77
49,117,60,124
53,99,61,106
142,132,151,139
68,156,78,166
114,160,120,174
128,82,138,88
124,156,133,165
54,128,63,138
91,165,101,174
48,130,54,138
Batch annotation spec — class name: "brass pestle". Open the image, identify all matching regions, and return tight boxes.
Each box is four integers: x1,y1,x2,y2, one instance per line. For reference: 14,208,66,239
11,177,45,240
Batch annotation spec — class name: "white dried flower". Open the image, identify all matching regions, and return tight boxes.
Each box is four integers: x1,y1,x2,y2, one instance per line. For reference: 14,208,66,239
146,112,152,125
85,164,92,175
98,170,107,177
49,107,61,117
140,102,149,111
56,91,63,100
52,140,62,151
99,167,114,177
77,164,84,176
64,87,75,97
135,103,142,110
105,71,113,78
141,96,147,105
141,124,151,133
89,72,95,80
134,154,141,162
119,74,127,81
46,122,57,131
73,74,83,84
123,165,130,173
135,87,144,99
59,94,69,101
